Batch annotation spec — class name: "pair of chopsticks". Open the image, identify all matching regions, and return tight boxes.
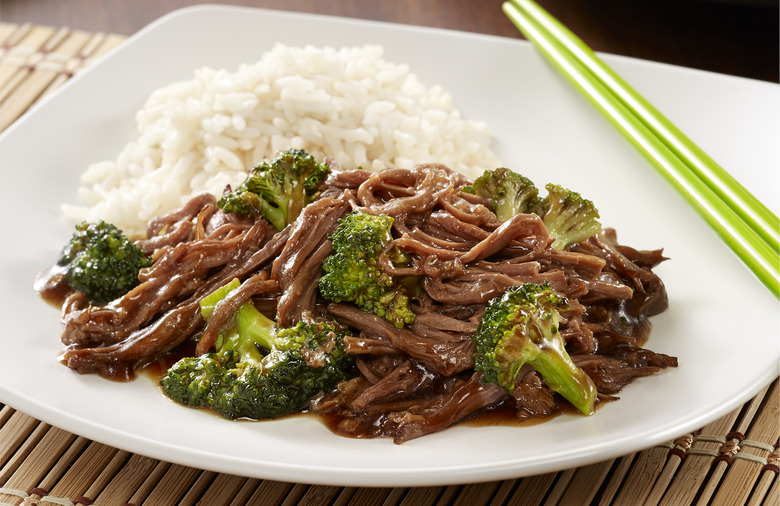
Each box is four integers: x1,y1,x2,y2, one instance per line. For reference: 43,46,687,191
502,0,779,298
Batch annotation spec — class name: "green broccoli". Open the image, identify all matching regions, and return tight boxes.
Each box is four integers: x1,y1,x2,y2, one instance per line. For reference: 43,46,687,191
540,183,601,250
317,210,416,329
473,282,597,415
463,167,601,250
57,221,153,304
218,148,330,230
461,167,542,221
160,278,354,420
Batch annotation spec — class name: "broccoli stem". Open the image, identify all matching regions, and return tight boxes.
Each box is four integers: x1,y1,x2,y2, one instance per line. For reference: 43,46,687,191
474,282,598,416
199,277,276,355
234,300,275,355
164,278,355,420
523,338,597,416
199,278,240,319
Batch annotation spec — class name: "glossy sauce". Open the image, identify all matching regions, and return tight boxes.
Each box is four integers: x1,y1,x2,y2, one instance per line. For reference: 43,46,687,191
34,264,72,307
313,394,600,440
139,342,197,383
142,346,599,439
460,397,585,429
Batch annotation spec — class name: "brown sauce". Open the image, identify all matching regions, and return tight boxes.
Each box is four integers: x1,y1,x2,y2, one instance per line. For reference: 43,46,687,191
34,264,73,307
139,341,198,383
139,344,602,441
312,395,600,441
459,398,584,429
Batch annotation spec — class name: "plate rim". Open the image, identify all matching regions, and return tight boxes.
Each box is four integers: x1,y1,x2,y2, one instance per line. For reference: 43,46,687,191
1,4,778,488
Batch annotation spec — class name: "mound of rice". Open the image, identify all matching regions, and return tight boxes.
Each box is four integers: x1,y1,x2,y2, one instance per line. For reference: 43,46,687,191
63,43,500,236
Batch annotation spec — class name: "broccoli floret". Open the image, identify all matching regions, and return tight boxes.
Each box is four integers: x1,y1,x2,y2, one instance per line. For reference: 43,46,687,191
238,320,354,419
462,167,542,221
473,282,597,415
57,221,152,304
317,211,416,328
160,278,353,420
462,168,601,250
218,148,330,230
540,183,601,250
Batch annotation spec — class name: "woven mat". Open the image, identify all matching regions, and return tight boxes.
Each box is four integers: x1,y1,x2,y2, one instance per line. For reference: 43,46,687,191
1,22,778,506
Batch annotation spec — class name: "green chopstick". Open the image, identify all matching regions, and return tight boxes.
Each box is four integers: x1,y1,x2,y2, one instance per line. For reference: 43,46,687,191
502,0,779,298
506,0,779,255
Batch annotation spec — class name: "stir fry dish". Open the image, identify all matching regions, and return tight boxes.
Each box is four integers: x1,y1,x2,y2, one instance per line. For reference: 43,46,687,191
37,149,676,444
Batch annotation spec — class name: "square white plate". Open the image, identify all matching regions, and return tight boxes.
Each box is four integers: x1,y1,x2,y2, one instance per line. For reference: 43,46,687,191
0,5,778,487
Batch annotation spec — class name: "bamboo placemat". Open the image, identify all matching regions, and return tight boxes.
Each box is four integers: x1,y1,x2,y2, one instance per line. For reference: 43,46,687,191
1,22,778,506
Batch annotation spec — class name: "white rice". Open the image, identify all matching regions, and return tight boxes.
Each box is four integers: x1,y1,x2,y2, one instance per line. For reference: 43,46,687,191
62,43,500,236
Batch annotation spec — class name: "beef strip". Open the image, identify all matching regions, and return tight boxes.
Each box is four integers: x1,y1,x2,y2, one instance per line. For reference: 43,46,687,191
196,273,279,355
271,196,351,325
342,333,400,356
438,192,500,228
62,297,204,380
357,165,455,216
411,310,479,335
45,163,676,443
350,360,437,410
58,199,289,379
390,372,507,444
61,215,270,348
512,371,557,418
328,303,474,376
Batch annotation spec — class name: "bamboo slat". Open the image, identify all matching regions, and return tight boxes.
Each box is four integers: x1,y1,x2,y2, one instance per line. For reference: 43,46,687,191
765,477,780,506
452,481,504,506
174,470,218,506
711,381,779,506
558,461,613,504
656,407,741,505
9,430,78,494
91,453,161,504
507,471,557,504
242,479,297,506
44,440,121,500
0,22,777,506
595,456,634,505
137,464,203,505
192,473,253,505
0,23,124,131
0,410,40,468
0,23,23,47
0,24,55,92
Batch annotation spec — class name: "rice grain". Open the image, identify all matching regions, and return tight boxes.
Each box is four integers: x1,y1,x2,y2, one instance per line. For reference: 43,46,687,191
64,44,500,236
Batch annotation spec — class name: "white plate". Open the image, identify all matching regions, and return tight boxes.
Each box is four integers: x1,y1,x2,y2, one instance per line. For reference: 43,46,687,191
0,5,778,487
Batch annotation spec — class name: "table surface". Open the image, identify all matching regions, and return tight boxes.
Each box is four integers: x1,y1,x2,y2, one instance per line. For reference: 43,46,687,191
3,0,779,83
1,2,779,505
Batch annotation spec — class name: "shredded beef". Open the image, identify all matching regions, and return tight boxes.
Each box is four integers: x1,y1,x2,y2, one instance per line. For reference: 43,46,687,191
390,372,507,444
43,162,676,442
327,303,475,376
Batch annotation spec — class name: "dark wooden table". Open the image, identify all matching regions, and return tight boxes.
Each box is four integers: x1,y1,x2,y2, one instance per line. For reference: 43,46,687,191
3,0,779,82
